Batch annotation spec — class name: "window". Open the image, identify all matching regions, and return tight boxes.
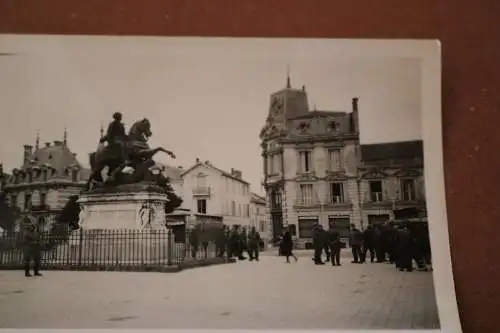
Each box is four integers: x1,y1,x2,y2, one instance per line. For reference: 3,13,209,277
259,220,266,233
231,200,236,216
196,173,207,187
327,149,342,171
24,193,32,211
40,192,47,207
299,151,312,173
329,182,345,204
246,204,250,217
197,199,207,214
299,184,314,205
401,179,416,201
268,155,274,174
71,170,78,182
271,190,282,209
238,204,241,217
298,217,318,238
369,180,383,202
11,194,17,208
27,172,33,183
42,170,48,181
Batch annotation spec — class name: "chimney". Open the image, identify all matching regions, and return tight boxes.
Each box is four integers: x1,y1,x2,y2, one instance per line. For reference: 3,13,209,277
205,160,210,165
352,97,359,113
195,157,200,164
231,168,242,179
23,144,33,164
45,142,51,148
177,166,184,170
53,140,63,147
351,97,359,133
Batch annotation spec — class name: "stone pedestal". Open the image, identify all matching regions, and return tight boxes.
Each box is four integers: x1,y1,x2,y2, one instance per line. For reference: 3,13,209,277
77,187,168,230
73,185,176,266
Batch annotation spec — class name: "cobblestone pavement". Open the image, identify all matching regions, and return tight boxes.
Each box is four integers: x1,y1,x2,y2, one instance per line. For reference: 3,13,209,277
0,253,440,329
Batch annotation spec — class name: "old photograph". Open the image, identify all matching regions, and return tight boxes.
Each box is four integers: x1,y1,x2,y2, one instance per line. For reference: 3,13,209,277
0,35,458,332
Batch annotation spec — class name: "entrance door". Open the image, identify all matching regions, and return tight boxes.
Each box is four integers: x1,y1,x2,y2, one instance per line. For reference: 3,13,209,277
368,214,390,226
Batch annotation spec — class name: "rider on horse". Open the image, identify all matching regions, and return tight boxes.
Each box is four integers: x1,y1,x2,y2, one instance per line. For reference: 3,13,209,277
100,112,130,165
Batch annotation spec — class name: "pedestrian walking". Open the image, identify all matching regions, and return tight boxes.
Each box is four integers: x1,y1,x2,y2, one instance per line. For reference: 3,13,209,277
312,224,325,265
281,228,297,263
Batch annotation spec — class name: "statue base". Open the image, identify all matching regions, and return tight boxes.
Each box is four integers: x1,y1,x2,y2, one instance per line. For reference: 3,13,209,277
73,186,175,266
77,183,168,230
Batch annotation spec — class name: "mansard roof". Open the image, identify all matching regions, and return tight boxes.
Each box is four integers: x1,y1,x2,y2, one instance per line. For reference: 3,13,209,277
290,110,347,120
360,140,424,164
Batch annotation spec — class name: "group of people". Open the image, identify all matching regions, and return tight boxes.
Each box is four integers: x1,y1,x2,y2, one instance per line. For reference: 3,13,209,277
189,224,263,262
308,221,432,272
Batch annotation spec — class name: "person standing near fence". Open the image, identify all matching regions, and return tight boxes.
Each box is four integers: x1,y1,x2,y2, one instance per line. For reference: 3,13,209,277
23,218,42,277
189,226,199,259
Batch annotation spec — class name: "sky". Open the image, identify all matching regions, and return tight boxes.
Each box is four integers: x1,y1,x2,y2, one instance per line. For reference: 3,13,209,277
0,35,423,195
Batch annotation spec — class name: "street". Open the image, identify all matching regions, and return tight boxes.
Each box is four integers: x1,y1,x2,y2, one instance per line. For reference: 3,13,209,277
0,251,439,329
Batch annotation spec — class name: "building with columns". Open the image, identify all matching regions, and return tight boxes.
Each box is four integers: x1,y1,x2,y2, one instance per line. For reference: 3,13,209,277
2,131,91,231
260,76,426,247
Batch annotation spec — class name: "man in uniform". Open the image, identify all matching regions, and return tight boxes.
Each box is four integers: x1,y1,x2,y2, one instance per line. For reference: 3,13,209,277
327,226,342,266
361,224,375,263
23,218,42,277
100,112,130,165
349,224,363,264
247,226,262,262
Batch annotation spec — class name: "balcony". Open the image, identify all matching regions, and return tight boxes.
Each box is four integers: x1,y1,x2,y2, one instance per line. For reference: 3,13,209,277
324,195,353,209
361,191,392,209
192,186,211,197
294,198,322,210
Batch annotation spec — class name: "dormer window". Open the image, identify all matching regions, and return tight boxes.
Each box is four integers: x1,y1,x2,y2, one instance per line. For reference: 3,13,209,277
328,121,338,132
298,122,310,132
72,169,78,182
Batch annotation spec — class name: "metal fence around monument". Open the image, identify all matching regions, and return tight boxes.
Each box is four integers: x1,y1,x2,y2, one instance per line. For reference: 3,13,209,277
0,228,220,270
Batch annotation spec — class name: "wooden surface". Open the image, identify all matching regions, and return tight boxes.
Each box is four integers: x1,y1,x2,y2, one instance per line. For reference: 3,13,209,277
1,1,499,332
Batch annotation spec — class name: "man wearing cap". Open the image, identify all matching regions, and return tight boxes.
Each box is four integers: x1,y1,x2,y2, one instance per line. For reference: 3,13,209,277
23,217,42,277
100,112,130,165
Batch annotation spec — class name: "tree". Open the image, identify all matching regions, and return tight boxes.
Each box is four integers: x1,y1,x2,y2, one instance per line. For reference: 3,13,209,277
155,174,183,214
0,193,21,234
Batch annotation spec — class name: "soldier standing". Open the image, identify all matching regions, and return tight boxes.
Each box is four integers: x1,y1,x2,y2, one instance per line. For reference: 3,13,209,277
247,226,262,261
361,224,375,263
23,218,42,277
327,226,342,266
349,224,363,264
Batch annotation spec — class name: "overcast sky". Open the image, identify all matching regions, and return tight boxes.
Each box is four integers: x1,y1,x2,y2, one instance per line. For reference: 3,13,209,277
0,35,424,195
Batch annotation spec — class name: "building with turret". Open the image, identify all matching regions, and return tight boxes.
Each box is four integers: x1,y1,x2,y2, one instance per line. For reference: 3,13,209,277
2,130,91,231
260,75,426,247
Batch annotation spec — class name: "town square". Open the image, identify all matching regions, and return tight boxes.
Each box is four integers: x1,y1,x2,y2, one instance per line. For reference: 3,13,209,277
0,35,439,330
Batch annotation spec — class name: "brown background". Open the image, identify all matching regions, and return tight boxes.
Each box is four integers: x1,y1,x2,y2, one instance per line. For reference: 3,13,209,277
0,1,499,332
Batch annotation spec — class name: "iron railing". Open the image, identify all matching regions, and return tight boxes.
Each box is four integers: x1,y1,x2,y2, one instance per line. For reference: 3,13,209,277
0,228,220,270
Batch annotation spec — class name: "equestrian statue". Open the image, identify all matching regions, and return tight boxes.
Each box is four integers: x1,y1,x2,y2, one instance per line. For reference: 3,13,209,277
86,112,175,191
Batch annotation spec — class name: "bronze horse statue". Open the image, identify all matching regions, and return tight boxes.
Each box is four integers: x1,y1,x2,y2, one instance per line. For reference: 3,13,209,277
86,118,175,191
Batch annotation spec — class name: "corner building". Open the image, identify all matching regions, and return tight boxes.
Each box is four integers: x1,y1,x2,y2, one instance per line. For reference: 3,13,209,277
260,77,425,248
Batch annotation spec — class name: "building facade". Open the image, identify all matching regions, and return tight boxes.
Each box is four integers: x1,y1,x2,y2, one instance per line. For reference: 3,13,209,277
260,77,426,247
179,158,252,226
2,133,90,231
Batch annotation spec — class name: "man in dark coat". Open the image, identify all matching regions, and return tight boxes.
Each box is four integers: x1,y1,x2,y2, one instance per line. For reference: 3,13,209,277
349,224,363,264
247,226,262,261
100,112,129,164
396,224,414,272
215,225,227,258
327,227,342,266
23,218,42,277
361,224,375,263
312,224,325,265
321,227,331,262
373,225,385,262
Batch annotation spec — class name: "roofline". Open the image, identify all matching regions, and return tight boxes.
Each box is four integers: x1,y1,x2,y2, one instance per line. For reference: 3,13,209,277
181,162,250,185
360,139,423,147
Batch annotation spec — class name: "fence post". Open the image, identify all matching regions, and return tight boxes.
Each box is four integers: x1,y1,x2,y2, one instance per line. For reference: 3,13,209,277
167,228,173,266
78,228,83,267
